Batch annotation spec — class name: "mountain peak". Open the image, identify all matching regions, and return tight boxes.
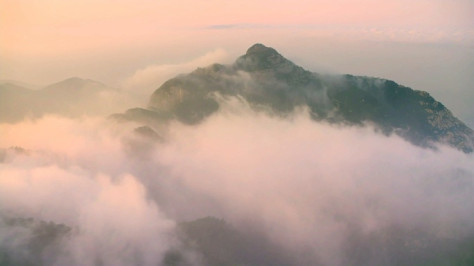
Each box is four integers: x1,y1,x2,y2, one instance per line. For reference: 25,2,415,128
235,43,294,71
57,77,103,86
245,43,279,56
42,77,106,93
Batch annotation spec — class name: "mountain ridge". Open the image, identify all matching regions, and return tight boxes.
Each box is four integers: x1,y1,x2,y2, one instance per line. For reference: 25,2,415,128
0,77,124,122
42,77,107,93
116,44,472,152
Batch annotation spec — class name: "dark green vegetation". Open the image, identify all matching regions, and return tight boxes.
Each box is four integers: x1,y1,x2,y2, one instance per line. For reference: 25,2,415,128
164,217,294,266
115,44,474,152
167,217,474,266
4,216,474,266
0,216,71,266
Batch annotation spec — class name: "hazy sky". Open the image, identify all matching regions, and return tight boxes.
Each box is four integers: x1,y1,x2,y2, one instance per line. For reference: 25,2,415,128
1,0,473,124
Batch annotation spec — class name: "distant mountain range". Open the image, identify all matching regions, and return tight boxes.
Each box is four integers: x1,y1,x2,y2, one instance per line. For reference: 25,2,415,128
113,43,474,153
0,77,128,122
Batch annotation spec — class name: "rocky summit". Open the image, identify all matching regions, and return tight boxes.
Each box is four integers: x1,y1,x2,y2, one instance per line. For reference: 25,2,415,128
113,44,474,153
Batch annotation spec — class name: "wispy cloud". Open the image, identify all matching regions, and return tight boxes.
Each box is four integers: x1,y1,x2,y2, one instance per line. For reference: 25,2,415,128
121,48,230,102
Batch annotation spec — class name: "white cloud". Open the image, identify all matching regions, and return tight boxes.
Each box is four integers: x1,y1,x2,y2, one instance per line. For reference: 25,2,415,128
0,117,176,265
154,101,474,265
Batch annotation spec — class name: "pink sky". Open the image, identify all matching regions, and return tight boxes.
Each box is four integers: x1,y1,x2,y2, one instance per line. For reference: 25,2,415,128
1,0,473,57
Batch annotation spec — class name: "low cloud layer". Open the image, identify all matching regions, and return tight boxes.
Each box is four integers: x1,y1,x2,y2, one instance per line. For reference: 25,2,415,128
156,101,474,264
1,100,473,265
